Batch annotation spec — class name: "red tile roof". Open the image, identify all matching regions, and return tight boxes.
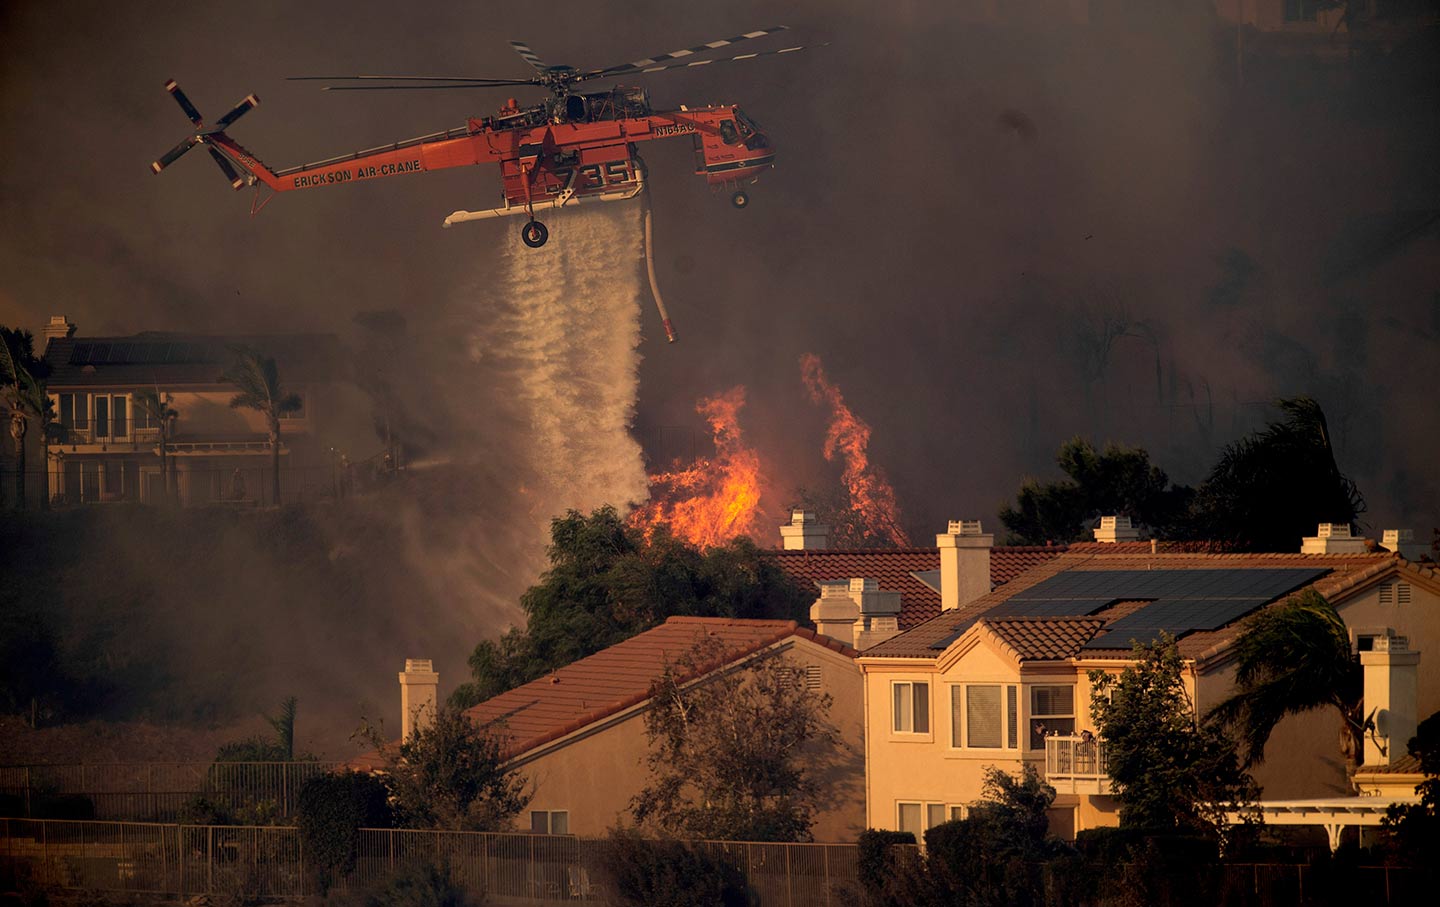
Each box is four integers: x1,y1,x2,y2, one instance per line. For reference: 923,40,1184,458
983,618,1107,661
767,545,1067,628
462,617,855,760
861,549,1401,662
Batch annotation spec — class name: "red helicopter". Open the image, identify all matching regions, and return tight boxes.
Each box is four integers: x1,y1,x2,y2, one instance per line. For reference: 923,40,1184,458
151,27,819,250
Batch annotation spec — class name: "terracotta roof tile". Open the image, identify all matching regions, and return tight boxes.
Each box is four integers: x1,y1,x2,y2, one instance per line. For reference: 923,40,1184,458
861,550,1398,661
767,545,1067,628
983,618,1106,660
1356,754,1424,775
462,617,855,760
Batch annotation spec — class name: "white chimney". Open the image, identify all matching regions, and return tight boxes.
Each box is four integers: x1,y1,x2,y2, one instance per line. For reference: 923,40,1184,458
1380,529,1422,561
781,510,831,550
936,520,993,611
1301,523,1369,554
399,658,439,741
1093,515,1141,544
1361,636,1420,767
810,582,859,644
851,577,904,650
42,315,75,342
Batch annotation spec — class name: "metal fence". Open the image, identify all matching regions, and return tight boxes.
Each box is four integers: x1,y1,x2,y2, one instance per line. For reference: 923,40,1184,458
0,819,865,905
1,819,1427,906
0,763,344,822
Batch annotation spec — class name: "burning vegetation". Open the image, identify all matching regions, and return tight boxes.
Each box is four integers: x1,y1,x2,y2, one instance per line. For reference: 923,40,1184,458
800,354,910,548
629,387,763,549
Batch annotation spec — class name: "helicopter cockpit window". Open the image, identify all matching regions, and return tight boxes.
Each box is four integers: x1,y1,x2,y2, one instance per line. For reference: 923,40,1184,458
735,109,763,135
718,119,741,145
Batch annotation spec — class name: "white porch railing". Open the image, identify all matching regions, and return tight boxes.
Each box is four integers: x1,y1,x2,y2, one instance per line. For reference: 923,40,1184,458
1043,735,1111,795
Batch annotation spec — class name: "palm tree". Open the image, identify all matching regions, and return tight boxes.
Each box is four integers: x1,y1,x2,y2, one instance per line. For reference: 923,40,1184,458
1186,397,1365,552
134,388,179,506
1,332,51,510
220,346,302,506
1206,589,1365,772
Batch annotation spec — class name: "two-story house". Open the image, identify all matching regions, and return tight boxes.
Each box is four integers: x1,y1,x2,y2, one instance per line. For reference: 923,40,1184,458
39,315,344,506
855,520,1437,841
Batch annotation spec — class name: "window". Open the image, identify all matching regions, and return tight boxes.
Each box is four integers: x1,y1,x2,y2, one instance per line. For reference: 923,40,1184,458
1029,685,1076,750
1284,0,1319,21
530,810,569,835
892,681,930,734
897,801,961,837
58,393,75,430
89,394,131,439
951,683,1019,750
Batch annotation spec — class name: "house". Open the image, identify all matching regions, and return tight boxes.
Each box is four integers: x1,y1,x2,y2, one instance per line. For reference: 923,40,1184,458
765,510,1205,647
38,315,344,506
855,520,1439,841
457,616,866,841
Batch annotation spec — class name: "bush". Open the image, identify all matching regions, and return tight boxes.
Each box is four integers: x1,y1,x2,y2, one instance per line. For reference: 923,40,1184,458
599,828,751,907
296,771,393,893
351,860,471,907
855,829,920,907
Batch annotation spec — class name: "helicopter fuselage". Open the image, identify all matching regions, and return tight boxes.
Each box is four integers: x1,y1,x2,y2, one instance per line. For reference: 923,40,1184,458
208,85,774,221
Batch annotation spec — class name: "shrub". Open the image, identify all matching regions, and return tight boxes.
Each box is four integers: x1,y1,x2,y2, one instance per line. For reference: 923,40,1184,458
855,829,919,907
351,860,471,907
599,828,751,907
296,771,393,893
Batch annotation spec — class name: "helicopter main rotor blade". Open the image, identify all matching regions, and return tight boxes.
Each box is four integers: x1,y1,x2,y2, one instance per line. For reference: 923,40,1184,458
213,94,260,130
207,146,245,190
579,41,826,81
150,135,200,174
289,75,534,84
508,41,550,72
581,26,790,79
165,79,204,127
318,82,539,91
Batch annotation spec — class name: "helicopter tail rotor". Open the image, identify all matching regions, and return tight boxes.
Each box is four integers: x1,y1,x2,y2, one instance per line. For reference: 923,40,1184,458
150,81,257,190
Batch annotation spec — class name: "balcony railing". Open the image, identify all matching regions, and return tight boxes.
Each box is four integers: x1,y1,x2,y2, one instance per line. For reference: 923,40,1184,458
1044,735,1111,795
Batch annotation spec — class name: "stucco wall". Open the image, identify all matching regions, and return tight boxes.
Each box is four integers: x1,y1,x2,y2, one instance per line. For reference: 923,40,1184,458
513,638,866,842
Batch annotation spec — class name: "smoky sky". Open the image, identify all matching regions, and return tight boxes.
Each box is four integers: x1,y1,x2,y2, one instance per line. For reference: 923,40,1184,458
3,2,1438,540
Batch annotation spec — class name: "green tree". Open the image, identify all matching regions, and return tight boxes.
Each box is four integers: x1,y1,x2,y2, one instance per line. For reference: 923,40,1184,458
215,696,313,762
630,638,839,841
999,437,1192,544
357,704,530,832
1186,396,1364,552
451,506,811,705
1206,590,1365,771
920,765,1060,907
1381,710,1440,865
296,771,393,893
133,388,179,506
1,327,53,511
220,346,302,506
1090,638,1257,835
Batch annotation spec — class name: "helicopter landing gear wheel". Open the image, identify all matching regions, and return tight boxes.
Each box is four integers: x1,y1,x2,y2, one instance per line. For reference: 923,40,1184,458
730,190,750,210
521,220,549,248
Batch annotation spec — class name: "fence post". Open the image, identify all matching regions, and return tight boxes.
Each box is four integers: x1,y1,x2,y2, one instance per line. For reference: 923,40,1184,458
23,767,31,818
208,825,214,894
786,845,794,907
824,846,831,907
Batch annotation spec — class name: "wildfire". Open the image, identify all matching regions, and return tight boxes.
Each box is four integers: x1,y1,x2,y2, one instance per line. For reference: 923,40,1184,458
630,386,763,549
800,353,911,547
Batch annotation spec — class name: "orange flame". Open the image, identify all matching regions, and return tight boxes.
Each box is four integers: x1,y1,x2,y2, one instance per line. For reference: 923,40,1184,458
800,353,911,547
630,386,763,549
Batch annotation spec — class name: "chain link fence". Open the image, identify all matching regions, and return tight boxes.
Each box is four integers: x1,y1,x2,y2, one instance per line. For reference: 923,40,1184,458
0,819,865,905
0,763,344,823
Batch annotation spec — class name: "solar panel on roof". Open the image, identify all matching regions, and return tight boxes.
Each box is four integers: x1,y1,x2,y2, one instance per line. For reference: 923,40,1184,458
108,343,132,363
70,343,92,364
90,343,111,362
995,567,1331,644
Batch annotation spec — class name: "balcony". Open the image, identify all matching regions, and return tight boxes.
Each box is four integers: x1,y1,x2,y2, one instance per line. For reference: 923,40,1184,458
1044,735,1111,795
